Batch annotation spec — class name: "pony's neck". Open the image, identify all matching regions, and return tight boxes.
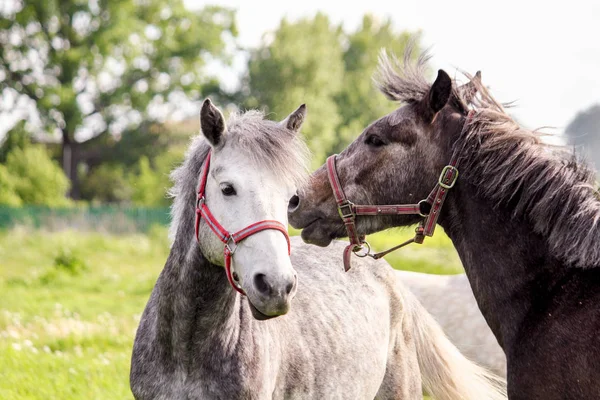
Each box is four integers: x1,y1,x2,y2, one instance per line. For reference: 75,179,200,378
155,244,245,369
440,182,566,350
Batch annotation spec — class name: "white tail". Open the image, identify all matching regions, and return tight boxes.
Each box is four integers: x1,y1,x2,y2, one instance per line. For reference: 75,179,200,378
404,289,507,400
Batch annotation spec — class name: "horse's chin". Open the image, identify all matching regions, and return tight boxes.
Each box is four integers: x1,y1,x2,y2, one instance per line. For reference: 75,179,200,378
299,220,335,247
248,301,279,321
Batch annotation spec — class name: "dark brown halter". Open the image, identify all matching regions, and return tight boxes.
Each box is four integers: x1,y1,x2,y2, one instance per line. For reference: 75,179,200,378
326,111,473,271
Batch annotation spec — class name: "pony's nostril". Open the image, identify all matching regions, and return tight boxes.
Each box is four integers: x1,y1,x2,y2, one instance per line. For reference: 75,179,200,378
253,273,272,296
288,194,300,212
285,274,297,295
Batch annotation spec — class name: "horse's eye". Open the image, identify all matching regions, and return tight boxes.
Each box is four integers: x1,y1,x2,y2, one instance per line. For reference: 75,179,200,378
220,184,236,196
365,135,386,147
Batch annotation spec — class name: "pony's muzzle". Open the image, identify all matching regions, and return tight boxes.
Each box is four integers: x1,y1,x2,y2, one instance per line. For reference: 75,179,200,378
250,271,297,318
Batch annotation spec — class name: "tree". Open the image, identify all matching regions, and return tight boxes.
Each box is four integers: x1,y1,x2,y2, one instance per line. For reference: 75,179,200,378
0,0,236,198
243,14,419,166
244,13,344,166
0,120,31,163
0,165,22,206
335,16,419,152
565,104,600,170
130,155,169,206
4,145,70,206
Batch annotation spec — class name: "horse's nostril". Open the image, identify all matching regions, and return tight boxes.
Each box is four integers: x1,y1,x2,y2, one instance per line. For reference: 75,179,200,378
288,194,300,212
253,273,272,296
285,274,297,295
285,282,294,295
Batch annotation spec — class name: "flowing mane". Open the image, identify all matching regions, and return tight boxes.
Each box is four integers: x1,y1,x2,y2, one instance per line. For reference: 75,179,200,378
375,48,600,268
168,110,310,244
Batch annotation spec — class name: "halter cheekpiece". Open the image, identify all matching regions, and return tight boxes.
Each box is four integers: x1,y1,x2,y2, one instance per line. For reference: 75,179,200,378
327,111,474,271
195,151,291,295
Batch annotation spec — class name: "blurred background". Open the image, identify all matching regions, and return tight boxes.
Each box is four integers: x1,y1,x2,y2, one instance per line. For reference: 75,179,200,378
0,0,598,398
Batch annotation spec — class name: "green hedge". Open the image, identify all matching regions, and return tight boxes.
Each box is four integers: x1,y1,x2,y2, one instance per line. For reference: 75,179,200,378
0,206,171,233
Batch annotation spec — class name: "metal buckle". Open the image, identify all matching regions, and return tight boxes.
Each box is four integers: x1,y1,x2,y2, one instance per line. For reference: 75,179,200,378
225,235,238,255
338,201,355,219
196,196,205,209
352,241,371,257
417,199,431,217
438,165,459,189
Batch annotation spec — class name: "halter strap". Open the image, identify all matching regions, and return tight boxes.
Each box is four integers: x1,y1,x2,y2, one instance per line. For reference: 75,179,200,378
194,151,291,295
327,110,472,271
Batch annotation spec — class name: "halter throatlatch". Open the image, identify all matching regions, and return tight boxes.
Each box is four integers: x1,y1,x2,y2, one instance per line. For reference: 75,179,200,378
194,151,291,295
327,111,473,271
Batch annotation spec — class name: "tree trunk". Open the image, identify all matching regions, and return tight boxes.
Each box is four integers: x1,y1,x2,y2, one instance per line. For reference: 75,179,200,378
62,134,81,200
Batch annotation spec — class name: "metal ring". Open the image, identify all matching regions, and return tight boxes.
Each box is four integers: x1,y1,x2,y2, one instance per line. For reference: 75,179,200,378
225,236,238,255
353,241,371,257
417,199,431,217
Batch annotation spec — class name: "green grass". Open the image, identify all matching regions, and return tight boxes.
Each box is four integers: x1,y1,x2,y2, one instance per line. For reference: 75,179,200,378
0,226,460,399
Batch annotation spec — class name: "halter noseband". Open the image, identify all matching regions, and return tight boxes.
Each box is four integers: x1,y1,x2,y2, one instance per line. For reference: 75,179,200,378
194,151,291,295
327,111,473,271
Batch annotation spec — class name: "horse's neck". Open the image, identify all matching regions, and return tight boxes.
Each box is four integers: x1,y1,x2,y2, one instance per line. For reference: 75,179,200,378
154,245,245,368
440,183,564,349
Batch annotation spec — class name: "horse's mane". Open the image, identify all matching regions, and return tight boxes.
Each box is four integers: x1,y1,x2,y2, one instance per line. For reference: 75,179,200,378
168,110,310,244
375,47,600,268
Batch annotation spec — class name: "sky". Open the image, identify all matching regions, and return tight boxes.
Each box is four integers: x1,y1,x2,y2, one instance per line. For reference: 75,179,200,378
184,0,600,133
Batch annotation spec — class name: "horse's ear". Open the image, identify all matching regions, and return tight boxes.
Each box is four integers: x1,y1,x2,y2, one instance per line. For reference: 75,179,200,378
423,69,452,122
280,104,306,133
200,98,226,146
458,71,482,104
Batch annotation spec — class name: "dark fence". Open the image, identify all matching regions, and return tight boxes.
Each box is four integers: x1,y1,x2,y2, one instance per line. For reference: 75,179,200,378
0,206,171,233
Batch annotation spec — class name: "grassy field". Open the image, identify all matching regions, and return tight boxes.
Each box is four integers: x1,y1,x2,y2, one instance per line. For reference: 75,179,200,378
0,225,461,399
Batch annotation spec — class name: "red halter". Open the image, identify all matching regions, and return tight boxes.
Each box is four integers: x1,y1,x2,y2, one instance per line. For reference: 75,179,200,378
326,111,473,271
194,151,291,295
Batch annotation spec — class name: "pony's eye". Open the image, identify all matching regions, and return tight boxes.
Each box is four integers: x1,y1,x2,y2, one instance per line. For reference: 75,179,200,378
365,135,386,147
220,184,236,196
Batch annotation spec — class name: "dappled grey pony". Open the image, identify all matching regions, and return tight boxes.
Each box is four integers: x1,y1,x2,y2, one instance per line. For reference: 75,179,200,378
130,99,505,399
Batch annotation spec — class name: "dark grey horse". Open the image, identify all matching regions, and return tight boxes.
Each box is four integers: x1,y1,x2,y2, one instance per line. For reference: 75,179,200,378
289,48,600,399
130,100,505,399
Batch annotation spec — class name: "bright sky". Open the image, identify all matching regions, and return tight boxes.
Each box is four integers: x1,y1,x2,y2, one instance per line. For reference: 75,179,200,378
185,0,600,133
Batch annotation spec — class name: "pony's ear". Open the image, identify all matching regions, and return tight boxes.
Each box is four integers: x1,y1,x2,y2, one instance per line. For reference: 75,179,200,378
458,71,482,104
200,98,226,146
280,104,307,133
422,69,452,122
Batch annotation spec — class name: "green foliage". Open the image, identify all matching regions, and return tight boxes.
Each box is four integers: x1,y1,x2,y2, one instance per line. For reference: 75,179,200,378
80,164,131,204
39,247,88,284
130,156,168,207
334,16,419,152
0,165,22,206
53,247,88,276
244,14,419,167
245,13,345,167
0,121,31,164
80,146,183,206
4,146,70,206
0,0,237,196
